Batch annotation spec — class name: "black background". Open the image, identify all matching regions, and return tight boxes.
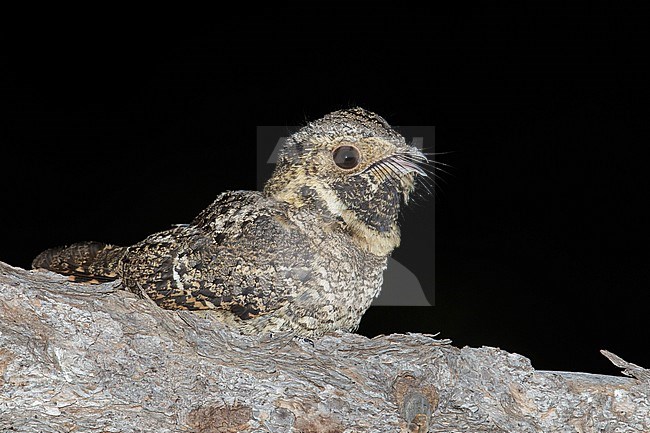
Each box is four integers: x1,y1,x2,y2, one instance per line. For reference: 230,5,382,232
2,6,649,375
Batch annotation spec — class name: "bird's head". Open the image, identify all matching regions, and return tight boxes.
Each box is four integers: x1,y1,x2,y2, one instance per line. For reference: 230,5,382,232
264,108,429,256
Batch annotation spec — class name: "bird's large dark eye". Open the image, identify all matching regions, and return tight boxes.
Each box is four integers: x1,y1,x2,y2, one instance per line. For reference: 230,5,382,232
332,145,361,170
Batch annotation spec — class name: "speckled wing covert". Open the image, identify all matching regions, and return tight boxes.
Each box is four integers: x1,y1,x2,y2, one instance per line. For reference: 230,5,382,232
119,191,316,320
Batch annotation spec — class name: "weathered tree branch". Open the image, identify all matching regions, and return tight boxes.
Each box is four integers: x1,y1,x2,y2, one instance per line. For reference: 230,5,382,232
0,260,648,432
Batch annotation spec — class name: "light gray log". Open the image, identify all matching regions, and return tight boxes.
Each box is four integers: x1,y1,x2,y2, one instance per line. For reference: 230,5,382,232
0,260,648,432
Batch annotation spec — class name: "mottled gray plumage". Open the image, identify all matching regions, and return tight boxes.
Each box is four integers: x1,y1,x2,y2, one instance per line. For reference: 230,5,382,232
33,108,429,337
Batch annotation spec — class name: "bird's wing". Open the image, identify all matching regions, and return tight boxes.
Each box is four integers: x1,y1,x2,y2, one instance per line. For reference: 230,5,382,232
121,191,316,320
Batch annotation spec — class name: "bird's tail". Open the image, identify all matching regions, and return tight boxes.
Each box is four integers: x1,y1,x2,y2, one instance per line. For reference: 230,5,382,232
32,241,126,283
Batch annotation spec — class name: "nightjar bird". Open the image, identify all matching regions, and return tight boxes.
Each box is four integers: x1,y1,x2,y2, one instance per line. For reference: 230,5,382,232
32,108,431,337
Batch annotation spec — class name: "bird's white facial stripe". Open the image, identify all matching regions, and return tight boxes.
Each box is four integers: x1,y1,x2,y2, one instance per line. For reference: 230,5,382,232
309,182,347,215
273,178,347,216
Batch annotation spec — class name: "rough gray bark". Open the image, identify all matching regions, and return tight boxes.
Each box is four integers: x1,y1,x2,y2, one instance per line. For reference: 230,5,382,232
0,260,648,433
